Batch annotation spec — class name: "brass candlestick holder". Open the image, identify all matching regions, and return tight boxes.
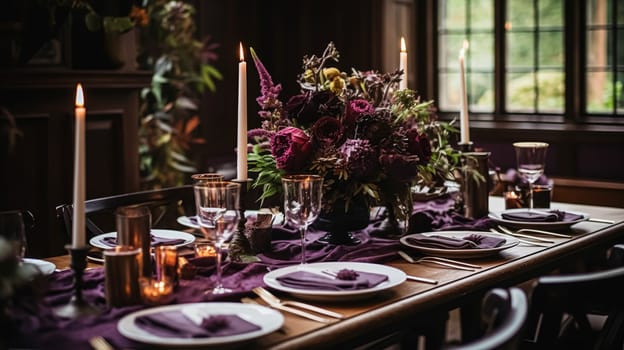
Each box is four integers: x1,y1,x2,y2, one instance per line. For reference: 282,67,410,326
54,245,100,318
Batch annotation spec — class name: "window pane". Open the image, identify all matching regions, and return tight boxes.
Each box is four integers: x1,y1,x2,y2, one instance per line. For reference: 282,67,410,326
587,0,612,25
618,29,624,66
439,73,461,111
438,34,465,69
507,72,536,112
619,0,624,24
586,71,613,113
471,73,495,112
507,33,534,68
617,72,624,113
538,0,563,27
470,0,494,30
587,29,611,68
537,70,564,113
538,31,564,67
508,0,534,28
440,0,466,29
469,34,494,70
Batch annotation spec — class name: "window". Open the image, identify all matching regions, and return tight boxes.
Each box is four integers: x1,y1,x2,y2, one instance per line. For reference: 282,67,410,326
435,0,624,119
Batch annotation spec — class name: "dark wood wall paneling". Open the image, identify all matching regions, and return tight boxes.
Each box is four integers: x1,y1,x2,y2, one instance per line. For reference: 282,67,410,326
195,0,383,169
0,70,149,257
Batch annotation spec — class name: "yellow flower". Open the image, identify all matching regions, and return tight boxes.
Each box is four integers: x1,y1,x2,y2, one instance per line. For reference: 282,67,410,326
329,77,345,94
323,67,341,80
303,69,315,83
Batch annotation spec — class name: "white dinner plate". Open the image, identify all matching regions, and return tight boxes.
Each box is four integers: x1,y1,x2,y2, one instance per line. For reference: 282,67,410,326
22,258,56,275
489,208,589,231
118,302,283,347
89,229,195,250
263,262,406,302
177,210,284,229
400,231,520,259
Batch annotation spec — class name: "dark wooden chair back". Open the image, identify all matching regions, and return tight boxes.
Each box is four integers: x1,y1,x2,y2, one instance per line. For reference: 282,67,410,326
56,185,195,242
524,244,624,349
445,287,528,350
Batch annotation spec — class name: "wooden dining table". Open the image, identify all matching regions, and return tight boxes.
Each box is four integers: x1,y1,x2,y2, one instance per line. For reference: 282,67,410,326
43,196,624,349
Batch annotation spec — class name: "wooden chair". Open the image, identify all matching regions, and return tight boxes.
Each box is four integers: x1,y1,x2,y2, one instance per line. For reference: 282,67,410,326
523,244,624,350
56,185,195,243
445,287,528,350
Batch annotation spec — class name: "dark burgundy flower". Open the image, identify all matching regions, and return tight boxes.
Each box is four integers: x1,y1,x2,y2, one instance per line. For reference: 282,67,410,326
379,153,419,182
311,116,343,146
406,129,432,164
270,127,312,171
339,139,378,179
285,91,342,126
344,99,374,126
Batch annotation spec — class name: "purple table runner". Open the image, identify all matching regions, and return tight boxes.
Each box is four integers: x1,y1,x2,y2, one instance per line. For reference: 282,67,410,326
10,195,496,349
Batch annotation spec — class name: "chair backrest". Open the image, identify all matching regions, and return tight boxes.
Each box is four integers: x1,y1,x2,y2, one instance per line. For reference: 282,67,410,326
445,287,529,350
56,185,194,242
525,244,624,349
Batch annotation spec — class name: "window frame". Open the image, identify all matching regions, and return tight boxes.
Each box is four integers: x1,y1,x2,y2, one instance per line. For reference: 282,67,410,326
421,0,624,126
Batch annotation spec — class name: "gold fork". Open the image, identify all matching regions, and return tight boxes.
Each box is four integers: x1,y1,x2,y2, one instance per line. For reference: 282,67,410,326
252,287,343,321
398,250,481,271
89,336,115,350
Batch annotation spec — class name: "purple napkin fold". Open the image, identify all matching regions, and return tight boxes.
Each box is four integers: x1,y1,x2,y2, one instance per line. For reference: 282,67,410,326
276,270,389,291
406,234,506,250
501,210,584,223
134,311,261,338
100,235,186,248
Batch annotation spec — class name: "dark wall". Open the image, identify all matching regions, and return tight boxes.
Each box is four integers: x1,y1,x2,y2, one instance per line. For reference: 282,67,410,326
194,0,383,168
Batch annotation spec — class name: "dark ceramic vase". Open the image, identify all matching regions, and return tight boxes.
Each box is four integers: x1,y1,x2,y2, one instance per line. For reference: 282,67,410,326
314,199,369,245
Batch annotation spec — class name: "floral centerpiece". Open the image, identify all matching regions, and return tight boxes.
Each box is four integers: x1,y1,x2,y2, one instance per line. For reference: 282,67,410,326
247,42,464,230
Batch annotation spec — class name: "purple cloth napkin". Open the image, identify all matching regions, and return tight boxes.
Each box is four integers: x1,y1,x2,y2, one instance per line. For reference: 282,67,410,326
275,270,388,291
100,235,186,248
406,234,506,249
135,311,260,338
501,210,583,222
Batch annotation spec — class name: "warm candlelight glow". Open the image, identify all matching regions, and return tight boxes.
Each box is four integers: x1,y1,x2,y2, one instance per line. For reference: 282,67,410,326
505,21,513,31
400,37,407,53
239,42,245,62
75,84,85,107
195,242,217,257
140,278,173,305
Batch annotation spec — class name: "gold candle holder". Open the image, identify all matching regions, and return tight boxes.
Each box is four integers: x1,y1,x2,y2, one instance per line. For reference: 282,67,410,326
139,278,174,305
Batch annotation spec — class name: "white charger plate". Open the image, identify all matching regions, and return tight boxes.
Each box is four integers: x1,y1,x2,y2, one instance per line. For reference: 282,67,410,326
264,262,406,302
489,208,589,231
400,231,520,259
118,302,283,347
89,229,195,250
22,258,56,275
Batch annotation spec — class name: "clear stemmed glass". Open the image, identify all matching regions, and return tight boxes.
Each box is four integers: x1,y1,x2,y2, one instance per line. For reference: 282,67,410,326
193,181,240,294
0,210,28,260
281,175,323,264
513,142,549,209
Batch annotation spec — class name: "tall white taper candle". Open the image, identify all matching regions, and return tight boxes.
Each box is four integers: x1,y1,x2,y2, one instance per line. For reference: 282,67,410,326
459,40,470,144
237,43,248,181
72,83,86,248
399,37,408,90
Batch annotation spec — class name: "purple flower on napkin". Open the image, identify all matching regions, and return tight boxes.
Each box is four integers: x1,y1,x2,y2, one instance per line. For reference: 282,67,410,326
276,270,388,291
135,311,260,338
406,234,506,250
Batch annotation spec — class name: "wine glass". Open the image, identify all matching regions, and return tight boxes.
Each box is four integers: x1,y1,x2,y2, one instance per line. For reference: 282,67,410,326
281,175,323,264
513,142,549,209
0,210,28,260
191,173,224,184
193,181,240,294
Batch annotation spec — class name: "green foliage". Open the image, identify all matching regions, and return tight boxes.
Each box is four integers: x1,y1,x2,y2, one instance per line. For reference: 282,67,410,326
138,0,221,189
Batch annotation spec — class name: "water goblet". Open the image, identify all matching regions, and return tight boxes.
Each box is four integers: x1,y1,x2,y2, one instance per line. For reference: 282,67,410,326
513,142,549,209
191,173,224,184
281,175,323,264
193,181,240,294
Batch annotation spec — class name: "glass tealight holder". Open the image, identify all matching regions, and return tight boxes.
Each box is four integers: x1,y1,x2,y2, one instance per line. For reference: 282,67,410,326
139,277,174,305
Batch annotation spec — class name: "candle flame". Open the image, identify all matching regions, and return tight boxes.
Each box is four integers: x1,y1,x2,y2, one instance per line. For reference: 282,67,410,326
75,83,84,107
400,37,407,52
504,21,512,31
239,42,245,62
463,40,470,51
